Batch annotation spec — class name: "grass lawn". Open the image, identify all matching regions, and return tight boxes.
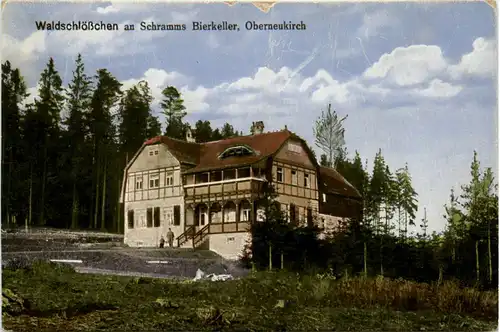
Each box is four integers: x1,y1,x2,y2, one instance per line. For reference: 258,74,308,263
2,262,498,331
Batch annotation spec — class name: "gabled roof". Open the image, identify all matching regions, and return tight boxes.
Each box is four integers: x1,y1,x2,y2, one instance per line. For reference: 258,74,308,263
144,136,200,165
141,130,307,174
319,166,362,199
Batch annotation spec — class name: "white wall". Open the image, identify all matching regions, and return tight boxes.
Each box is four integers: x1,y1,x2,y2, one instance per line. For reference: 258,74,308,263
124,198,186,247
123,143,187,247
209,232,251,260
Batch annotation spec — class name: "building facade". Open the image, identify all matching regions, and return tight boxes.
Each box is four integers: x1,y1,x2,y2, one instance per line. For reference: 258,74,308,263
120,122,362,259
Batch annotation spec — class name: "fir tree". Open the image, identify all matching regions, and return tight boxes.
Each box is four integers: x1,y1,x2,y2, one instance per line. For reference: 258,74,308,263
64,54,93,229
313,103,348,166
161,86,187,140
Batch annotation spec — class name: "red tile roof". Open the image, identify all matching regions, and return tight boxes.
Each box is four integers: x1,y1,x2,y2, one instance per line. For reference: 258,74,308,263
145,130,293,173
144,136,200,165
319,166,361,199
142,131,361,201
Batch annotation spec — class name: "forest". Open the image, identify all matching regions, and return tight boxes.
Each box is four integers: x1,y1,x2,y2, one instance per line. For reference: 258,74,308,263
2,55,498,289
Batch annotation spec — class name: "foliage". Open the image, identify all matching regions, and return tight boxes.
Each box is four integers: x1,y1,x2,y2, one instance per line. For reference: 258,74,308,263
2,262,497,331
313,103,348,166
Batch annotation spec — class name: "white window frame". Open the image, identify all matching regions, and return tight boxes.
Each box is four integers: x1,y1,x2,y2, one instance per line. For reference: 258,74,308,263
166,172,174,186
276,167,283,183
304,173,310,188
136,177,143,190
241,209,250,221
291,170,297,185
149,174,160,188
199,212,207,226
288,143,302,153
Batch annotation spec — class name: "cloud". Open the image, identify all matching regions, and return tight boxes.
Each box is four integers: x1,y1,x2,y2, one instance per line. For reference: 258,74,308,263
96,5,119,14
415,79,463,98
357,9,399,39
2,31,47,66
362,45,448,87
449,37,496,79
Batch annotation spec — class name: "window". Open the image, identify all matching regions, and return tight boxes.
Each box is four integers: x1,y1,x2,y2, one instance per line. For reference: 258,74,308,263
241,209,250,221
149,151,153,156
288,143,302,153
136,178,143,190
147,208,153,228
166,172,173,186
277,167,283,183
291,170,297,185
304,173,310,188
173,205,181,226
154,150,159,155
219,145,255,159
322,193,326,203
238,167,251,178
149,174,160,188
199,206,208,226
307,208,313,227
289,204,297,224
154,207,161,227
127,210,134,229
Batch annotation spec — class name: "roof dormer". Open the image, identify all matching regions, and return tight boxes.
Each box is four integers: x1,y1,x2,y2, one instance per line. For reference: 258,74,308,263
218,145,256,159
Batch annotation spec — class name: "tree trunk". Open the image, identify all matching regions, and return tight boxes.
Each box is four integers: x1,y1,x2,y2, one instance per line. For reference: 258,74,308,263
39,146,48,226
100,155,107,231
268,243,272,271
28,163,33,227
488,221,492,284
5,149,13,228
475,240,480,285
404,211,408,243
116,173,122,233
89,136,97,228
71,167,79,229
363,241,368,278
94,155,101,229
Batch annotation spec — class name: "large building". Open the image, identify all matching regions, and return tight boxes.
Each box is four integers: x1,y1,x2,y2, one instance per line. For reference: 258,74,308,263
120,121,362,259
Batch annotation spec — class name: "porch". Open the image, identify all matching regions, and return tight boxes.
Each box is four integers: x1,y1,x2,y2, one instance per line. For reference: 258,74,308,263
176,199,263,248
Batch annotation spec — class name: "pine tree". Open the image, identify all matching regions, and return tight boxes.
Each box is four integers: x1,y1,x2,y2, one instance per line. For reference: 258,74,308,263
420,207,429,239
119,81,154,157
194,120,213,143
1,61,28,227
220,122,238,138
161,86,186,140
34,57,65,226
88,69,122,229
397,164,418,241
64,54,93,229
313,103,348,166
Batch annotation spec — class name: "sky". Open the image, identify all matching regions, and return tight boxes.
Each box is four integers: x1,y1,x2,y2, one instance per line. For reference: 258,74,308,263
2,1,497,234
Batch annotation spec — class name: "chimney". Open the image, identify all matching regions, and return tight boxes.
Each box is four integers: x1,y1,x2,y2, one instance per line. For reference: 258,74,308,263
252,121,265,135
185,126,195,143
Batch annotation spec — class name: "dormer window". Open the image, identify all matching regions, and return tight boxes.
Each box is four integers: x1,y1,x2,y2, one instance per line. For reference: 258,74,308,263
219,145,255,159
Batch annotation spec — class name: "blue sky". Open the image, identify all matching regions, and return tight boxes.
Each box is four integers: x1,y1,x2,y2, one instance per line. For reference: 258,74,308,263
2,2,497,234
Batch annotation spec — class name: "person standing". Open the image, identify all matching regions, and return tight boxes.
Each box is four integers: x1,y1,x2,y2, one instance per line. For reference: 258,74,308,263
167,228,175,248
159,236,165,248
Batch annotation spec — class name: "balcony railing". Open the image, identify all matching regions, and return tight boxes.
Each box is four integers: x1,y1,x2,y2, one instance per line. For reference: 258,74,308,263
184,177,266,197
183,176,266,188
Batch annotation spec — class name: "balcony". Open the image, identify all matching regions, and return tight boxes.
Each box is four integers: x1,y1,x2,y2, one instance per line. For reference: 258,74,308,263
183,167,266,198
